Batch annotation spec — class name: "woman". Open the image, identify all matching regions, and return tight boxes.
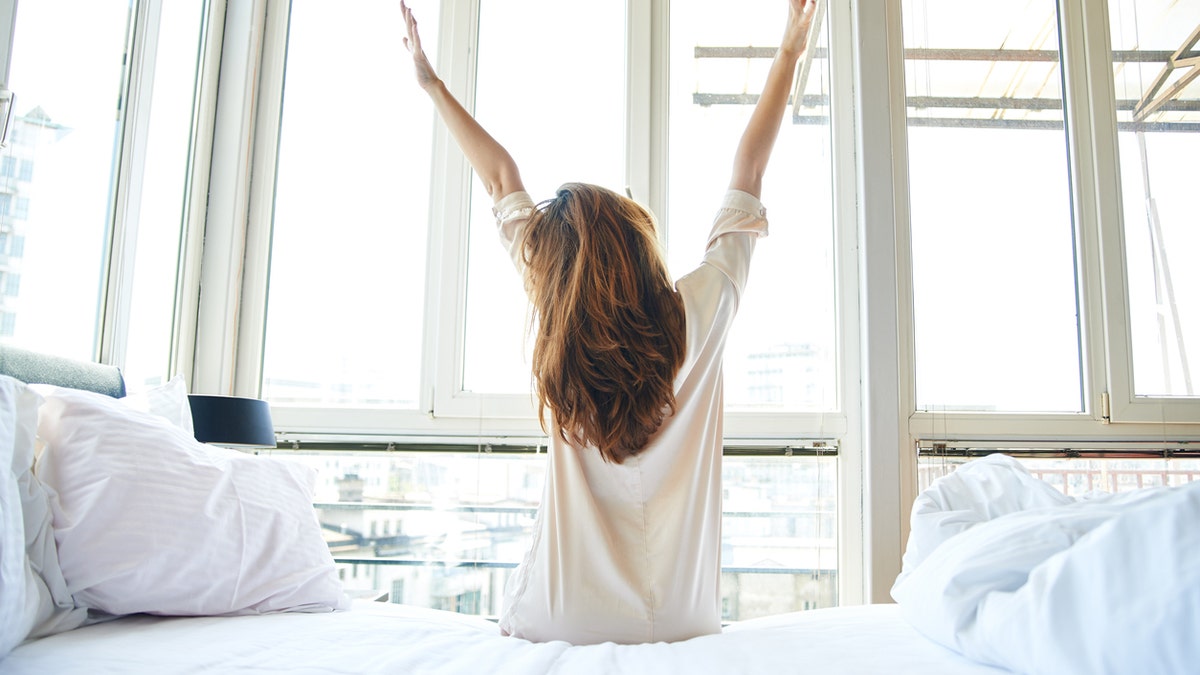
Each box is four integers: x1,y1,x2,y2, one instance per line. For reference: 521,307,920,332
401,0,817,645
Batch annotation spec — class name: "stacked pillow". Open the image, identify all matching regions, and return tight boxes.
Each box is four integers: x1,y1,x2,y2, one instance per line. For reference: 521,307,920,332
0,374,348,658
1,376,85,656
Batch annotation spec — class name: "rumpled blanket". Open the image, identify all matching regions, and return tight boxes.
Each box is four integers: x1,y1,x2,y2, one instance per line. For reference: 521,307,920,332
891,453,1200,675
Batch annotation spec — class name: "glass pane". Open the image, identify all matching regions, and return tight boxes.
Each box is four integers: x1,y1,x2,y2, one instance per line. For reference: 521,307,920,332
0,1,132,360
1108,0,1200,398
461,0,626,394
263,1,436,406
903,0,1083,412
918,451,1200,496
284,449,835,620
720,454,838,619
670,0,838,412
297,450,544,617
123,1,207,391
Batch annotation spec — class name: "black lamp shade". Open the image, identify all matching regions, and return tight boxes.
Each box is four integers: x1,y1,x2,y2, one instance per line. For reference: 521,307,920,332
188,394,277,448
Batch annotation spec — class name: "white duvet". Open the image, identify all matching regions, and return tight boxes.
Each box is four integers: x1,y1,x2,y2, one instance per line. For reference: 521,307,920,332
891,454,1200,675
0,601,1007,675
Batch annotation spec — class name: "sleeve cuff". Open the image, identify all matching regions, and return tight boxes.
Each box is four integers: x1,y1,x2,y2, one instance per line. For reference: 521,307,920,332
719,189,767,219
492,191,536,224
706,190,769,249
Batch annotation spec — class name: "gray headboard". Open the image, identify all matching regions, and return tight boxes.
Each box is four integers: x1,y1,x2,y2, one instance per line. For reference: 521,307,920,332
0,345,126,398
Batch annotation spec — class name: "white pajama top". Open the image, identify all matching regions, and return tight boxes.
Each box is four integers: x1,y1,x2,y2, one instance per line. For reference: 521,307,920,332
492,189,768,645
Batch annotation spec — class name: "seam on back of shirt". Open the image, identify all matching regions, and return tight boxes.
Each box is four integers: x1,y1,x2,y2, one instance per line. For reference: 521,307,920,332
632,454,655,642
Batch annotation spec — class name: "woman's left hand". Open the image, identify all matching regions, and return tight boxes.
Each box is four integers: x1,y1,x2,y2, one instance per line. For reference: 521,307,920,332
781,0,818,56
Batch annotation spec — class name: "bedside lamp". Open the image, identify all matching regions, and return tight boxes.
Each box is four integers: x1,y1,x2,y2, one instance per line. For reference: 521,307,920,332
188,394,277,450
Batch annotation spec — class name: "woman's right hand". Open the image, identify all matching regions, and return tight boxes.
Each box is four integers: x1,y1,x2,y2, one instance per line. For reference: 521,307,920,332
401,1,439,89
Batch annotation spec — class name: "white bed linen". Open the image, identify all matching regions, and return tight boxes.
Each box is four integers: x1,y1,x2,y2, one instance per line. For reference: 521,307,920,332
893,454,1200,675
1,601,1007,674
0,377,85,658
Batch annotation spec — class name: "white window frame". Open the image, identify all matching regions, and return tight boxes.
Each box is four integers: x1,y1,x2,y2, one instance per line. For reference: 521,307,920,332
861,0,1200,601
104,0,219,382
1075,0,1200,425
0,0,217,381
231,0,860,447
98,0,164,371
895,0,1200,445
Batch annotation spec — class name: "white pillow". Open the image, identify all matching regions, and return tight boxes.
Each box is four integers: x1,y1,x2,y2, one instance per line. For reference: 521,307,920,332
34,375,196,436
34,386,348,617
118,375,195,435
0,376,84,658
0,375,32,656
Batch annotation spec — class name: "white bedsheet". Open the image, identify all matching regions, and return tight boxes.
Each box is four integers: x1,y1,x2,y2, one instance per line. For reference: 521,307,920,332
892,454,1200,675
1,601,1007,674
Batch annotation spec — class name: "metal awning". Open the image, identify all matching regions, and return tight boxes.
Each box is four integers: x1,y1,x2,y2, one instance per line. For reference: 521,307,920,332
691,6,1200,133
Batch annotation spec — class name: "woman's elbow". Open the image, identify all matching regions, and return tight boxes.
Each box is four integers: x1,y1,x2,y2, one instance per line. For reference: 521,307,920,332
488,166,525,203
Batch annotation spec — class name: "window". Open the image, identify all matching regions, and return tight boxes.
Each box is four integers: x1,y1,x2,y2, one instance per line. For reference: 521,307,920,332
247,0,853,612
1106,0,1200,401
278,446,835,620
898,0,1200,425
260,0,850,441
2,0,132,360
902,0,1082,413
261,0,437,407
460,0,626,397
16,0,1186,619
671,0,838,413
118,0,209,391
1,0,205,385
884,0,1200,597
1,272,19,297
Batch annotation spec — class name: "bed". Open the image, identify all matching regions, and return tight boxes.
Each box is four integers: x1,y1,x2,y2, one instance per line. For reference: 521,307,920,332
1,346,1195,674
1,601,1007,674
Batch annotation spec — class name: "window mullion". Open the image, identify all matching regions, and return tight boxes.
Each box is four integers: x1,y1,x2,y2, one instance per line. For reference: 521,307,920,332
234,0,289,398
625,0,667,221
193,0,268,395
99,0,159,371
1057,0,1110,427
851,0,911,605
428,0,483,418
825,0,866,608
172,0,227,385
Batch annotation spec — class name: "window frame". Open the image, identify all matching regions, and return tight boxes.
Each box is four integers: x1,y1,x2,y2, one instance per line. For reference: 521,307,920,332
0,0,217,383
238,0,859,446
895,0,1200,441
1075,0,1200,425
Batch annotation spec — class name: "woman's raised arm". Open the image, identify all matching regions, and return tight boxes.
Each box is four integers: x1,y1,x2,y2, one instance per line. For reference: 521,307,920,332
728,0,817,198
401,1,525,202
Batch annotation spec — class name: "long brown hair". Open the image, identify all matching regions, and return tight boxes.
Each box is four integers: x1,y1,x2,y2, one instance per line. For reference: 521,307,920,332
522,183,686,463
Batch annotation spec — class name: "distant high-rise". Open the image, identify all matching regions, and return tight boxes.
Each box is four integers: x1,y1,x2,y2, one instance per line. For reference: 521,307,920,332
0,106,69,340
